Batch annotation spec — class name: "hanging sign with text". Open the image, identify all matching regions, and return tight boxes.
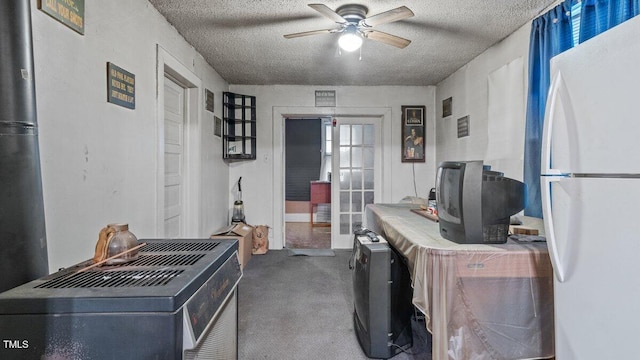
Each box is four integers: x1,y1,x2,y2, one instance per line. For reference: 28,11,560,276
107,62,136,110
315,90,336,107
38,0,85,35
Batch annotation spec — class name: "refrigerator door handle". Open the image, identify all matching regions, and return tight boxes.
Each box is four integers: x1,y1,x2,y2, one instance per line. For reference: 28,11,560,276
541,176,565,282
541,71,568,176
541,70,570,282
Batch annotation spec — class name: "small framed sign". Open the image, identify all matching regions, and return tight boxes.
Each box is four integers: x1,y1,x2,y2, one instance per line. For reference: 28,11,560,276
214,116,222,137
205,89,214,112
315,90,336,107
442,97,452,118
457,115,470,138
107,62,135,109
38,0,85,35
401,105,426,163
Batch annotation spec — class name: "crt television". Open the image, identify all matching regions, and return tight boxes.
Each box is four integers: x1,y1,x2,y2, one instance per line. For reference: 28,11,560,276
436,160,526,244
351,232,413,359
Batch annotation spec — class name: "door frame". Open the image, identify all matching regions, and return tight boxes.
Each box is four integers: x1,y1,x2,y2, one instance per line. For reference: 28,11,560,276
156,45,202,237
273,106,392,249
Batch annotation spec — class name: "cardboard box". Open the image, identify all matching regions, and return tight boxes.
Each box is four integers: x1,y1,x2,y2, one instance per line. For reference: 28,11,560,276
211,223,254,268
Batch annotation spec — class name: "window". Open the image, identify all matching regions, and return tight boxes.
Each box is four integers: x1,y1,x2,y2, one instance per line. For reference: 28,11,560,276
571,1,581,45
324,121,332,156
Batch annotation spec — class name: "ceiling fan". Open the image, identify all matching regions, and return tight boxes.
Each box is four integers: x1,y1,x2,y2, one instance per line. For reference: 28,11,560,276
284,4,414,51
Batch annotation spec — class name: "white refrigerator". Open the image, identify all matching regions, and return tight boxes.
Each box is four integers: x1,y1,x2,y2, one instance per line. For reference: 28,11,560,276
541,15,640,359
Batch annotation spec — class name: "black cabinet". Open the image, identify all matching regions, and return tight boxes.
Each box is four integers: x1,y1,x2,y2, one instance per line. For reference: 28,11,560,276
223,92,256,161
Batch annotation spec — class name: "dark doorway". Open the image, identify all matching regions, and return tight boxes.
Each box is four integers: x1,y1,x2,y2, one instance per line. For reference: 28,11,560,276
284,118,331,249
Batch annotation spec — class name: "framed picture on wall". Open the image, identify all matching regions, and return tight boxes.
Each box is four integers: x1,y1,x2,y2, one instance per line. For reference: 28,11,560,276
442,97,452,117
401,105,426,163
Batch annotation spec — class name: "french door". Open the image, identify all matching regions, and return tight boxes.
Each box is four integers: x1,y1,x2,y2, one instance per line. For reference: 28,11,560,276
331,117,382,248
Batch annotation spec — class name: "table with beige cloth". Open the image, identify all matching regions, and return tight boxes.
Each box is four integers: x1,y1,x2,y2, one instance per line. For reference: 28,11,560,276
365,203,554,360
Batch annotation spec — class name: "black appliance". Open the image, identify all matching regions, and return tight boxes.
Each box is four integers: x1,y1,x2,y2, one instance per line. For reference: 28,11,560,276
351,230,413,359
0,238,242,360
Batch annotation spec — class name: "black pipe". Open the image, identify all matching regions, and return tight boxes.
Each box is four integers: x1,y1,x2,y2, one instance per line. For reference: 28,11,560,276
0,0,49,292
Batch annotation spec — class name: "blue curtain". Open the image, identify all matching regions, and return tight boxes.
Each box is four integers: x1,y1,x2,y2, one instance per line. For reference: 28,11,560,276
580,0,640,42
523,1,574,218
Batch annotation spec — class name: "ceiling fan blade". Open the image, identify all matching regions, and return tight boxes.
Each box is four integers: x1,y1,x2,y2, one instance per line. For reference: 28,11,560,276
284,29,335,39
361,6,414,28
362,30,411,49
308,4,347,24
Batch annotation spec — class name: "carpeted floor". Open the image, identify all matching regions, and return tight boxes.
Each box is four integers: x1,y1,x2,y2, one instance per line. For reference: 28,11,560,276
238,249,432,360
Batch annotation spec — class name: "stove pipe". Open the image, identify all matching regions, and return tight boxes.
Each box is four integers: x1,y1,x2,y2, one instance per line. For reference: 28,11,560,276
0,0,49,292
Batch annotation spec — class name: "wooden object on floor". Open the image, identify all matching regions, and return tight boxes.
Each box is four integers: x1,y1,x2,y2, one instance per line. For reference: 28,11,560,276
410,208,439,222
511,226,539,235
310,181,331,227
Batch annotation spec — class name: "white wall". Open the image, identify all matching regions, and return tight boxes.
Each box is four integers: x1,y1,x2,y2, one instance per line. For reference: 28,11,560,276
435,23,532,181
228,85,436,249
31,0,230,272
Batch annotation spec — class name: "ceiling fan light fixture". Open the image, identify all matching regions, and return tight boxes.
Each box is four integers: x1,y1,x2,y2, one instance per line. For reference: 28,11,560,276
338,27,363,52
284,4,414,50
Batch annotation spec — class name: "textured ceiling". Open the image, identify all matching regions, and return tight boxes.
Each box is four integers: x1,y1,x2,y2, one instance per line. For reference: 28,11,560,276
148,0,555,86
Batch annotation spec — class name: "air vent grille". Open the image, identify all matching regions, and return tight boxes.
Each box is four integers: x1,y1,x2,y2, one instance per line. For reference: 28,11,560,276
141,241,220,253
32,241,222,289
36,269,184,289
128,254,205,267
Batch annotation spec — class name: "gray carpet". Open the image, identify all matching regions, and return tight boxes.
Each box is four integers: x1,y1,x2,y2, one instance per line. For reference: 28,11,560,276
238,249,432,360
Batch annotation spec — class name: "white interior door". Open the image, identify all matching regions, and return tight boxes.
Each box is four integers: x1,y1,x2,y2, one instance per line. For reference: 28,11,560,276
331,117,382,248
163,76,185,237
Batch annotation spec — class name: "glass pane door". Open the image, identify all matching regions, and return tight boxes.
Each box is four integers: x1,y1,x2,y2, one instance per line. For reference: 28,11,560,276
332,117,381,248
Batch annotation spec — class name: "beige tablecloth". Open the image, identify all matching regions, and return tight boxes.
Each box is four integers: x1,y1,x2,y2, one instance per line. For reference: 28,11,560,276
365,203,554,360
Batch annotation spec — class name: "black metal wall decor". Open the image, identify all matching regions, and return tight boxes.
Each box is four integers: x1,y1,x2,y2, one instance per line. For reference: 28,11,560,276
223,92,256,160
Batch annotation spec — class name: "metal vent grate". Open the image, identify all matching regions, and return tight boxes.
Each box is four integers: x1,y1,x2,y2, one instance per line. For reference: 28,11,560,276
184,291,237,360
141,241,220,253
127,254,205,267
36,269,183,289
